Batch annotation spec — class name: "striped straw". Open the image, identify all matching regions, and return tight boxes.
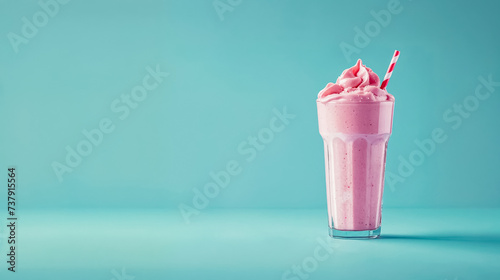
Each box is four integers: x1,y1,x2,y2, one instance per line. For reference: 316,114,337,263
380,50,400,90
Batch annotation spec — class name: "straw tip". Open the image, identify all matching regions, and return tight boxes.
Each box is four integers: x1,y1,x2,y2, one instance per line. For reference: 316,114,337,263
394,50,400,56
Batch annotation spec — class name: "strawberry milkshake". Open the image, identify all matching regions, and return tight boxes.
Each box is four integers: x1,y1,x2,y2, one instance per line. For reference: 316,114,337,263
317,59,395,238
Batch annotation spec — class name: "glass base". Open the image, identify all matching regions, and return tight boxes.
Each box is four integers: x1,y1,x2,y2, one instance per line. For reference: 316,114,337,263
329,226,381,239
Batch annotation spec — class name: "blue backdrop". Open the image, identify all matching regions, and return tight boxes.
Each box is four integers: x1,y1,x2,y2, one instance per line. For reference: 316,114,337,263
2,0,498,210
1,1,500,279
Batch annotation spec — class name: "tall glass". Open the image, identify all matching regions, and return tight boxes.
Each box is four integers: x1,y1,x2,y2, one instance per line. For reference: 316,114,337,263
317,100,394,238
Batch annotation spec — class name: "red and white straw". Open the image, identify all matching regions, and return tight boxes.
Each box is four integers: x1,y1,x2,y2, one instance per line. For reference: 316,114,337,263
380,50,400,90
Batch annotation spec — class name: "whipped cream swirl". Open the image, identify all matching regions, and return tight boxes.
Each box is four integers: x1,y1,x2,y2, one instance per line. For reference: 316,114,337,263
317,59,394,103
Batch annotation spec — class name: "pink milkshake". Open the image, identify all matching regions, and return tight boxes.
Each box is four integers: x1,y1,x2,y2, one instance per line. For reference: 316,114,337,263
317,59,394,238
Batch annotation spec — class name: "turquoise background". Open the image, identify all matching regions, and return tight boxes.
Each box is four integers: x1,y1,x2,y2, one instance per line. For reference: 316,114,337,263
0,0,499,279
0,0,499,209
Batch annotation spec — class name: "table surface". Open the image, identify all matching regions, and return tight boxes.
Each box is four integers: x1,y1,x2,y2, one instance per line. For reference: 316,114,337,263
1,208,499,280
